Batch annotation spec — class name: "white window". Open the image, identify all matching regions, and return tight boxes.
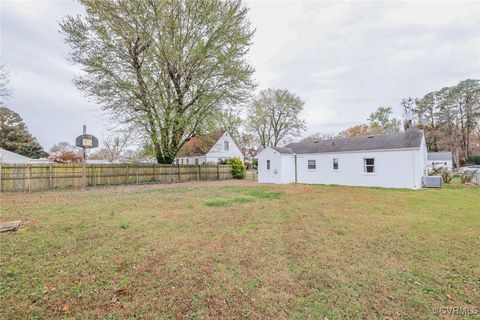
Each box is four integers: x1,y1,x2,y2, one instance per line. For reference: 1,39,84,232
333,158,339,170
364,158,375,173
224,141,229,150
195,158,199,165
308,160,316,170
267,160,270,170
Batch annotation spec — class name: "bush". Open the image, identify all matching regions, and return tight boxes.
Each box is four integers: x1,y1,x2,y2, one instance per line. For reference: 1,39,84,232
252,158,258,169
467,156,480,165
459,170,477,184
228,157,246,179
441,170,454,184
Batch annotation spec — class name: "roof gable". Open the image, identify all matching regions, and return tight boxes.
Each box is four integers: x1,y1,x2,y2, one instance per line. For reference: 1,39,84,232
176,131,225,157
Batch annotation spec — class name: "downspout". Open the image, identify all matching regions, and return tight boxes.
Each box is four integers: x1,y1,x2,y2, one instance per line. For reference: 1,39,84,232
294,154,298,185
411,150,417,189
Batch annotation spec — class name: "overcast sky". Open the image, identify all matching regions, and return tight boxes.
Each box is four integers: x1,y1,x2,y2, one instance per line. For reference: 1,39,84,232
1,1,479,149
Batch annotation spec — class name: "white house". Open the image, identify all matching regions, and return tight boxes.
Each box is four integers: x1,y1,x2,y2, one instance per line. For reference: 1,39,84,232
256,129,428,189
427,152,453,170
174,131,243,165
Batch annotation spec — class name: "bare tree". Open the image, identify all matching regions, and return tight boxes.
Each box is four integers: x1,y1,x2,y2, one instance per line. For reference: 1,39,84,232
368,106,402,134
247,88,306,149
0,64,12,106
89,132,131,162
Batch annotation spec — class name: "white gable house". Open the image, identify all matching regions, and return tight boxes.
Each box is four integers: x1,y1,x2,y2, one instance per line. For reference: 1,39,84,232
257,129,428,189
174,131,243,165
427,152,453,170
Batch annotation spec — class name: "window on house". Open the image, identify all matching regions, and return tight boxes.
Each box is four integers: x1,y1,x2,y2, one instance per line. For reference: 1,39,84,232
181,159,184,164
364,158,375,173
186,159,189,165
195,158,199,165
308,160,316,169
224,141,229,150
176,159,179,164
333,158,339,170
267,160,270,170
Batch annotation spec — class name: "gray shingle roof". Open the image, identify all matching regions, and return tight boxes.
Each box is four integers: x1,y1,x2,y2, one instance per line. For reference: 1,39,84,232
427,152,452,161
275,130,424,155
271,146,294,154
0,148,34,163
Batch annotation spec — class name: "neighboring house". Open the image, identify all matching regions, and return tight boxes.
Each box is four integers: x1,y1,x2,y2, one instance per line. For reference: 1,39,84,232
427,152,453,170
0,148,44,164
256,129,428,189
174,131,243,165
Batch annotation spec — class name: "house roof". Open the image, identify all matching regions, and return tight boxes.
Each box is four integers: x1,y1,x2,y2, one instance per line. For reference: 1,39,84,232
273,130,424,155
0,148,34,163
271,146,294,154
427,152,452,161
176,131,226,157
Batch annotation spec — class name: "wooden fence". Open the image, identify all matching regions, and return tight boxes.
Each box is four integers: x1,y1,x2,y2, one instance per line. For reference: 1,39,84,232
0,163,233,192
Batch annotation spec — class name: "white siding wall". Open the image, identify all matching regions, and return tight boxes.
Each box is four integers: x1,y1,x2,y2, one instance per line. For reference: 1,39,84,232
281,154,296,183
175,156,206,165
205,132,243,163
428,160,453,170
257,147,285,184
296,149,422,189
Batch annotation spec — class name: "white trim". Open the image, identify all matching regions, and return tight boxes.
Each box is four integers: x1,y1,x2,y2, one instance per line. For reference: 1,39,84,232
307,159,317,170
332,158,339,172
363,157,376,175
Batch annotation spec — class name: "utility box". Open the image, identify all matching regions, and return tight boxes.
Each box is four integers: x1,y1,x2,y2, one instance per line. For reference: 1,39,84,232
473,172,480,185
422,176,443,188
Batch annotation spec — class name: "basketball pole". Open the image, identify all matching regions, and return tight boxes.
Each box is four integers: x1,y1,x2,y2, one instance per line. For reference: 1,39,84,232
82,125,87,190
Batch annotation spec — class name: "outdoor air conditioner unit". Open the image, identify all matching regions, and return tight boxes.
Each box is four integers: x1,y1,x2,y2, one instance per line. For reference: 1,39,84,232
473,172,480,185
422,176,443,188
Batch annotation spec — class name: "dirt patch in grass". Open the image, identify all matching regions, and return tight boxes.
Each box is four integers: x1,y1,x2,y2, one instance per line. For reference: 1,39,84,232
1,180,479,319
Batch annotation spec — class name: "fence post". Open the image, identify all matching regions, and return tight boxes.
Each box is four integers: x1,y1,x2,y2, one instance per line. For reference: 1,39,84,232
49,164,53,189
126,164,129,184
177,164,181,182
217,164,220,180
93,165,97,186
153,164,156,183
136,165,139,184
0,164,2,193
27,164,31,192
197,165,200,181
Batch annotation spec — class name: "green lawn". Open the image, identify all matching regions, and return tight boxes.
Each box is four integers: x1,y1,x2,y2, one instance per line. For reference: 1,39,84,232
1,181,479,319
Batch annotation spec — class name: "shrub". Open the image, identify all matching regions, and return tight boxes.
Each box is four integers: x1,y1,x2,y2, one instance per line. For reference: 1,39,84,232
440,170,454,184
228,157,246,179
459,170,478,184
467,156,480,165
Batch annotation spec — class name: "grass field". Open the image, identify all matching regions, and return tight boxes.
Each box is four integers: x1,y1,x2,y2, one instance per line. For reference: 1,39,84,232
1,181,479,319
